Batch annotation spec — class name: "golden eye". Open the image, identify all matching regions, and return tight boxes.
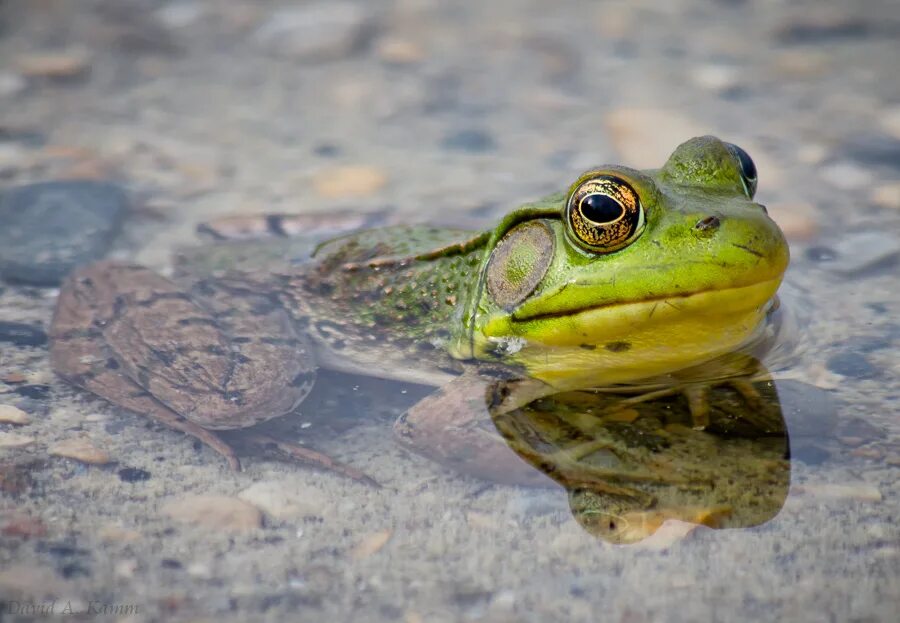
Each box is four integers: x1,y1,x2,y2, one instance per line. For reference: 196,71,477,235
566,175,644,252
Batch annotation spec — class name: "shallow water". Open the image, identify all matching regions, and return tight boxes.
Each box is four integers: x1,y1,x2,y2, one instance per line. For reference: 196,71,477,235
1,0,899,621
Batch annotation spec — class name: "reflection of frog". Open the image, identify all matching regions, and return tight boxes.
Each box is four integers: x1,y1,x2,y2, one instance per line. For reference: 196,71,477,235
49,136,788,479
492,372,791,544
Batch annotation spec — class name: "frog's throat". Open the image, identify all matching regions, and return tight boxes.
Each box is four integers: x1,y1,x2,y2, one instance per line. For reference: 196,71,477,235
473,277,783,387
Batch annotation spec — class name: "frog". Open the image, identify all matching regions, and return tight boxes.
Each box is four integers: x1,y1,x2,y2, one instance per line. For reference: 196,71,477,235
49,136,789,484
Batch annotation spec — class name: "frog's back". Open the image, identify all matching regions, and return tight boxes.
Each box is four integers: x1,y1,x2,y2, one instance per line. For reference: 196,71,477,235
285,226,488,384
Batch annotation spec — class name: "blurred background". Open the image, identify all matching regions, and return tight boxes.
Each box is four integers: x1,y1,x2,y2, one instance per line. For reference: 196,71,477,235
1,1,898,622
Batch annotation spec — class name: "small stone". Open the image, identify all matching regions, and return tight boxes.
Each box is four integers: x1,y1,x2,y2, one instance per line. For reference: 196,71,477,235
1,372,28,384
766,202,819,241
1,515,47,538
98,524,141,543
605,108,706,168
826,352,877,379
0,405,30,425
826,231,900,275
774,50,829,77
870,183,900,209
0,180,128,285
0,432,34,448
881,106,900,140
849,446,883,460
254,3,372,61
117,467,151,482
0,564,65,597
794,483,882,502
0,71,27,97
14,385,51,400
690,64,740,92
16,50,91,79
376,37,424,64
49,438,112,465
441,129,496,153
840,135,900,171
0,321,48,347
312,165,387,198
162,495,263,533
156,2,206,29
466,511,497,529
819,161,873,191
349,529,392,559
238,480,329,520
114,559,138,579
776,14,870,44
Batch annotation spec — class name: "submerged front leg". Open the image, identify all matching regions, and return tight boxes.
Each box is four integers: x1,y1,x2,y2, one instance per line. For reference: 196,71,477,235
393,372,559,486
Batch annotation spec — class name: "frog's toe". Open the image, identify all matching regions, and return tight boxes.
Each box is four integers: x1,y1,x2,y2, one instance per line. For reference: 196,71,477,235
683,384,711,430
243,433,377,486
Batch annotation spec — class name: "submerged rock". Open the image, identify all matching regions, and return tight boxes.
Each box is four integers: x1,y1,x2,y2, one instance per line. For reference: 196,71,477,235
0,180,128,285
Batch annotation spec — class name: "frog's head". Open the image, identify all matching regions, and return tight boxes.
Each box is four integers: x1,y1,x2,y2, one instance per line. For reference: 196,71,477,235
467,136,790,387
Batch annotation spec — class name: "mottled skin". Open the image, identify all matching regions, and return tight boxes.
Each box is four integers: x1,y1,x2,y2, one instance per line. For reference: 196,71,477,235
50,136,789,485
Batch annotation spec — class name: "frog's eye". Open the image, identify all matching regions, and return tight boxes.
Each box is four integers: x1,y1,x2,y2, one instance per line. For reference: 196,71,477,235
566,175,645,253
725,142,758,199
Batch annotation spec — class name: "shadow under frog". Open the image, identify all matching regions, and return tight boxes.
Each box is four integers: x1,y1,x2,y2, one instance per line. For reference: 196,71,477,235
488,369,792,544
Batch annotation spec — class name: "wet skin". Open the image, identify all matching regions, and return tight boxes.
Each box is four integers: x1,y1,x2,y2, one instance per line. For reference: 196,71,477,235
49,136,789,481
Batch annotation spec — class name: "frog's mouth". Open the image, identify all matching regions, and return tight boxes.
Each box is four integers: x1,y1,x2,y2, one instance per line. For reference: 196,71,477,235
483,276,783,349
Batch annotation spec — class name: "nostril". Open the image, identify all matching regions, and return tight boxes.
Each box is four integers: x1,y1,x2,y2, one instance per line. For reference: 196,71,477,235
694,216,721,232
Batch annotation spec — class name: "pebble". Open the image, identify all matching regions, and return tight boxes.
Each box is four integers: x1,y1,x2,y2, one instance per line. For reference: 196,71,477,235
0,180,128,285
825,352,877,379
97,524,142,543
117,467,151,482
819,161,873,191
312,165,387,198
840,135,900,170
826,231,900,275
376,37,424,64
441,129,496,153
0,321,48,347
604,108,706,168
237,480,330,520
0,71,26,97
0,405,30,425
1,515,47,538
774,50,829,77
1,372,28,384
49,438,112,465
776,14,870,44
13,384,51,400
870,182,900,209
766,202,818,241
880,106,900,140
349,529,392,559
15,50,91,79
254,3,372,61
690,64,740,92
162,495,263,533
794,483,882,502
0,432,35,448
0,564,65,597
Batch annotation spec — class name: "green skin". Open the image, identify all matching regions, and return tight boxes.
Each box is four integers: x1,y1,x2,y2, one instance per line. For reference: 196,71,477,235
270,135,788,391
51,135,790,485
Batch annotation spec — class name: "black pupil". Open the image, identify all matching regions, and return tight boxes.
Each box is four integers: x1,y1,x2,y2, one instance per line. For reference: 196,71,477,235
580,194,623,223
727,143,757,181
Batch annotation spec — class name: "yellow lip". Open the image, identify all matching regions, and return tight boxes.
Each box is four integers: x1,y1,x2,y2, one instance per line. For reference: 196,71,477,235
489,277,783,347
